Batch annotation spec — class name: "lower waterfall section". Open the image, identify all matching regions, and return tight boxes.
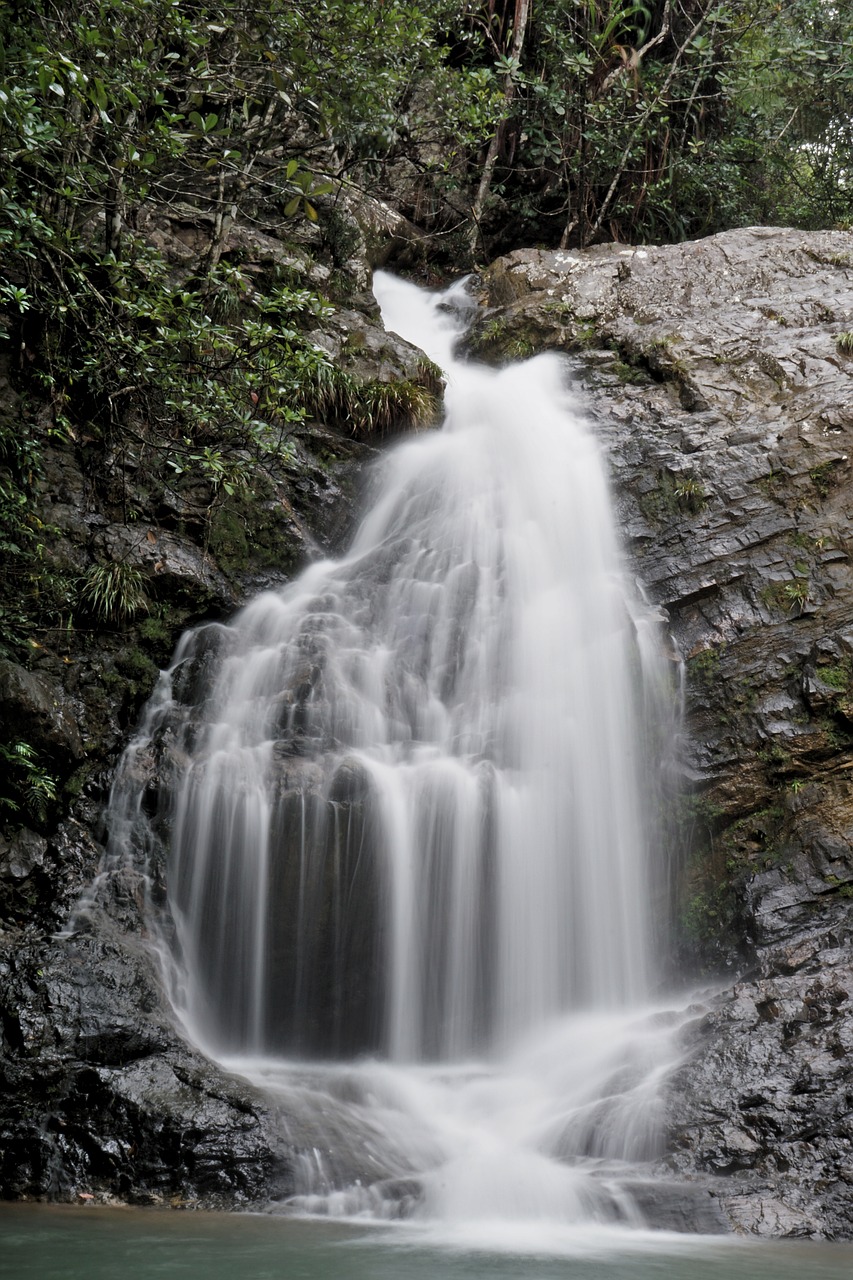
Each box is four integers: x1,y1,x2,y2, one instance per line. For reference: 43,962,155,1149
221,1001,705,1240
103,271,687,1232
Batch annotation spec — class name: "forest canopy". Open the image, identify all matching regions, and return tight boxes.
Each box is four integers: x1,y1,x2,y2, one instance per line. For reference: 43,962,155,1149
1,0,850,269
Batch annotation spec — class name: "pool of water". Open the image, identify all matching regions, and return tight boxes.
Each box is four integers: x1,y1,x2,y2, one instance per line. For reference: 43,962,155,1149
2,1205,852,1280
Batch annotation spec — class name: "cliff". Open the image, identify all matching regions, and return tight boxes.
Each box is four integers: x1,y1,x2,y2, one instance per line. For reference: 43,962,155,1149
474,226,853,1236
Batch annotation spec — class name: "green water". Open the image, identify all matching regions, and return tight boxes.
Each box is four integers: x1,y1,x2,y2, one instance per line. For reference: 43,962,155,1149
2,1206,853,1280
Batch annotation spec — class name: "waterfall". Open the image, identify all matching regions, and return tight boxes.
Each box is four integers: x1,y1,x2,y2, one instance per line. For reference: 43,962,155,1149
103,272,690,1235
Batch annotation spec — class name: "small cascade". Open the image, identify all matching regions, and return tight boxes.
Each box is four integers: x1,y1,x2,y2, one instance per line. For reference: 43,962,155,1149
99,270,690,1235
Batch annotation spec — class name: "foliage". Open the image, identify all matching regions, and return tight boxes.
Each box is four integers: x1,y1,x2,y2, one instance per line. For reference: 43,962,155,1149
0,0,847,660
449,0,853,252
725,0,853,231
0,411,76,657
0,741,59,823
81,561,148,624
673,473,706,513
0,1,461,658
0,0,847,270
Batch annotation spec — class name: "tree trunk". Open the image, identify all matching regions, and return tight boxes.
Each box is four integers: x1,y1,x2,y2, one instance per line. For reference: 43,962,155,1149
469,0,531,256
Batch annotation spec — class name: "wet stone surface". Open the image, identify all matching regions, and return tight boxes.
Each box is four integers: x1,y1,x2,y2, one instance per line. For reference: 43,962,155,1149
475,226,853,1238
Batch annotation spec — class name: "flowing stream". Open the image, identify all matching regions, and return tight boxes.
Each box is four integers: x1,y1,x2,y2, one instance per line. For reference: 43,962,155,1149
105,272,696,1242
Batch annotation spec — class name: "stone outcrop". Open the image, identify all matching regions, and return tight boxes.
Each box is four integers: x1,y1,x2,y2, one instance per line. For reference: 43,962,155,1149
473,226,853,1237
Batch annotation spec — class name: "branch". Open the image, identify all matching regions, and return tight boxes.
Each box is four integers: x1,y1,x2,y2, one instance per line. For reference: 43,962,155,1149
598,1,672,98
589,3,713,242
469,0,531,254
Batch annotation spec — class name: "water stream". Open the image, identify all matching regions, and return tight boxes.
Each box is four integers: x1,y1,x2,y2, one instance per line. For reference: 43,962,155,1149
104,272,693,1238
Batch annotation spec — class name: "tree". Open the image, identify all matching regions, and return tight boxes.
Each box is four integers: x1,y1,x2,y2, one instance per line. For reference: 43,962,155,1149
456,0,853,252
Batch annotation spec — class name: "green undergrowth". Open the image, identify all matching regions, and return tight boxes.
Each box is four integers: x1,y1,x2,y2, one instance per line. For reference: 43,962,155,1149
639,468,707,525
0,741,58,826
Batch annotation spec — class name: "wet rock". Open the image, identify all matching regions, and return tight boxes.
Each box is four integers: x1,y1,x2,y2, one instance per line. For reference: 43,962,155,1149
0,660,84,761
0,922,294,1207
661,952,853,1238
3,224,853,1229
474,226,853,1238
0,829,47,882
624,1178,730,1234
0,200,441,1209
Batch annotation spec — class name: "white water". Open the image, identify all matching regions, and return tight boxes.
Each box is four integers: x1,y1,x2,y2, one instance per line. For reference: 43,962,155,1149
101,272,689,1236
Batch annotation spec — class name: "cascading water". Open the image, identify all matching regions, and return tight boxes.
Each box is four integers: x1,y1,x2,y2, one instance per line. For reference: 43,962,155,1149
102,272,694,1240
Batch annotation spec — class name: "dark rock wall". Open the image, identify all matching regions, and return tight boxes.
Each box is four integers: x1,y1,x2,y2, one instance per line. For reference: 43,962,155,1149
0,205,435,1207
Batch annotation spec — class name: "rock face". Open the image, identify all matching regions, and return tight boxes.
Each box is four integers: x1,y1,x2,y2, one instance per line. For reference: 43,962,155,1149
475,226,853,1237
1,225,852,1231
0,922,293,1207
0,202,438,1208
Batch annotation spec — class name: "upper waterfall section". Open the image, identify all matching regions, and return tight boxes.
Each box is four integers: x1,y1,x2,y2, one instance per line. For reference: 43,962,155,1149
109,272,671,1063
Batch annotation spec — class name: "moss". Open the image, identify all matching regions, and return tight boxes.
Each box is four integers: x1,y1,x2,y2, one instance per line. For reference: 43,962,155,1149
673,791,725,838
721,805,784,856
688,646,722,685
115,647,159,685
821,718,852,750
610,359,652,385
810,459,843,498
721,677,758,719
678,802,789,957
137,613,176,665
817,661,852,692
824,875,853,899
209,505,250,575
207,474,301,580
681,884,738,948
646,335,687,376
758,741,792,770
638,467,706,527
572,323,598,348
63,762,95,801
542,299,575,322
638,472,678,523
